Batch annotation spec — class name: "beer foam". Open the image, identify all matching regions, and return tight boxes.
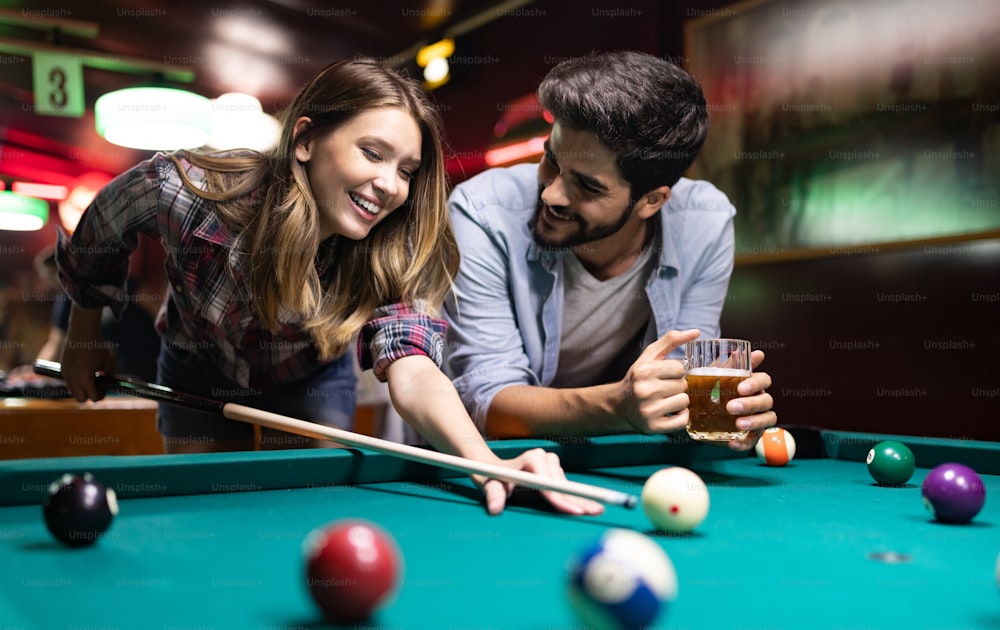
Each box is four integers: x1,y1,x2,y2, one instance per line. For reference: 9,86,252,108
687,367,750,376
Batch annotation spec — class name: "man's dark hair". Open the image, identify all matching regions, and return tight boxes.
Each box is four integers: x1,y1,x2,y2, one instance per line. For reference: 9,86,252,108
537,50,709,199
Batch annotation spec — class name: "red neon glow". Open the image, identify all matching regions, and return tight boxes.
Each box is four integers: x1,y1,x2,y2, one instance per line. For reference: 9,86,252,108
12,181,69,200
58,172,112,232
484,136,547,166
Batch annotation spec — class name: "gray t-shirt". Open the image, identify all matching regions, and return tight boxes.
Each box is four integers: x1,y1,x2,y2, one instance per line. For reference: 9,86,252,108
551,245,656,387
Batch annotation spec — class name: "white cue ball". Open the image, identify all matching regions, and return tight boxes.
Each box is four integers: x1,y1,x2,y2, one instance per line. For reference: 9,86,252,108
641,467,710,534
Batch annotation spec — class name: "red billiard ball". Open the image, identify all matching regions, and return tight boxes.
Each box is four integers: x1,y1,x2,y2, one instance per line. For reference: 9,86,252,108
43,473,118,547
304,519,402,623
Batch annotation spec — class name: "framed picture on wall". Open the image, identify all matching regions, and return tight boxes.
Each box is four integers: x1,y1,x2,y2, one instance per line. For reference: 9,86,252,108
685,0,1000,258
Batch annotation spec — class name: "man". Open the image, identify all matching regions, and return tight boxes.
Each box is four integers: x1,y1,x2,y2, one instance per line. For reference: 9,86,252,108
444,51,776,451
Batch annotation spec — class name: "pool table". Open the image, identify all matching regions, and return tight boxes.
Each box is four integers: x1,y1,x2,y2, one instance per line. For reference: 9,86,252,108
0,429,997,629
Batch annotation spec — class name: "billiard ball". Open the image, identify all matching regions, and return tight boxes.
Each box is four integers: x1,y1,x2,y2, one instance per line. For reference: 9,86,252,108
866,441,915,485
568,528,678,630
995,551,999,593
641,467,710,534
42,473,118,547
755,427,796,466
921,463,986,524
304,519,402,623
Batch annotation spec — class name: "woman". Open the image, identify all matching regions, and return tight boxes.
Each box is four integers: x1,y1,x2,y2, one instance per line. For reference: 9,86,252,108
57,58,599,516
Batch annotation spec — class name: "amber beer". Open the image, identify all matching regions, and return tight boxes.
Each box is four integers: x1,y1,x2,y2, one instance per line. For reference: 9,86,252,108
684,339,751,441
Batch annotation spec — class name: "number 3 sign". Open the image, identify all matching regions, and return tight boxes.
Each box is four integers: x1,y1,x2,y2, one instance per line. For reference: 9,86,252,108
32,52,84,117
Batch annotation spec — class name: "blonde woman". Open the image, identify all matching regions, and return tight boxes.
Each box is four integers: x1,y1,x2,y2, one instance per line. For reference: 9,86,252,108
57,58,599,516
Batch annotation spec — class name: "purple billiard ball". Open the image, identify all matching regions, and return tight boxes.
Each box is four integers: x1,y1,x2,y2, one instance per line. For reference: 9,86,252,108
921,463,986,524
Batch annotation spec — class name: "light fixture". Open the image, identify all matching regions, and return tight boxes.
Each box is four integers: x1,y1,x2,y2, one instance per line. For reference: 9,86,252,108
485,136,547,166
208,92,281,152
416,37,454,89
12,181,68,200
95,86,211,150
423,57,450,85
0,191,49,231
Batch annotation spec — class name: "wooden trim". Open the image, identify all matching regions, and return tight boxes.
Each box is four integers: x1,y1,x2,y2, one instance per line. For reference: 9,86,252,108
0,397,162,459
734,230,1000,267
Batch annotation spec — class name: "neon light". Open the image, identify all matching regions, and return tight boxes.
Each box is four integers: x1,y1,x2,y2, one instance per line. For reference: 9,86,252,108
12,181,69,200
0,191,49,231
485,136,547,166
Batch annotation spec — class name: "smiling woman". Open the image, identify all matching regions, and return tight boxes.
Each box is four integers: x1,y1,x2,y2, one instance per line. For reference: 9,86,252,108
49,57,602,518
292,107,422,242
55,58,453,448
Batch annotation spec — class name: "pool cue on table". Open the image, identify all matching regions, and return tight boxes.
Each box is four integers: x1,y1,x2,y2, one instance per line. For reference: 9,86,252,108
34,360,638,509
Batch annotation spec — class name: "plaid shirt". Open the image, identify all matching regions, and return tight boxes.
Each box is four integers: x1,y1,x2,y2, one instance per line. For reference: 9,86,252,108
56,152,447,389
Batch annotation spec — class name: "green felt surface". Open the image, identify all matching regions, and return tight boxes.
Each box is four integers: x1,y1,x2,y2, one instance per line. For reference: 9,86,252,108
0,432,997,629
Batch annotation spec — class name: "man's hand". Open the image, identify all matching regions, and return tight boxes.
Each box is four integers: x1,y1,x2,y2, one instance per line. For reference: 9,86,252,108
616,328,700,434
725,350,776,451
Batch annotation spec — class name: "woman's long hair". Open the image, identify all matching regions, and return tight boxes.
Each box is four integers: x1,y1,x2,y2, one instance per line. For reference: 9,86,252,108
170,58,457,359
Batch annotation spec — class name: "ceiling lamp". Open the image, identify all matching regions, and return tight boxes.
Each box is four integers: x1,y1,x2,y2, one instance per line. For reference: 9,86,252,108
208,93,281,152
416,37,454,89
0,191,49,231
95,86,211,150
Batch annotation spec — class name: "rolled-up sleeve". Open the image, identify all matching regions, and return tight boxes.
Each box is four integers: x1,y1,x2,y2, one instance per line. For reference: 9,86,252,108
56,156,163,317
357,301,448,382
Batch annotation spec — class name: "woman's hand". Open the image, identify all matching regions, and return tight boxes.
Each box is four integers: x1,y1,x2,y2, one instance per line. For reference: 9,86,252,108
61,306,116,402
473,447,605,516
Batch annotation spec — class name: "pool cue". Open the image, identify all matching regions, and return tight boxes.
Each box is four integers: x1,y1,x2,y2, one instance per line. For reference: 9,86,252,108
34,360,638,508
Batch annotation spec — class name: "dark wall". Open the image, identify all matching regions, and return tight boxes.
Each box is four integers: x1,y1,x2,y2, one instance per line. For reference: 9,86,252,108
721,237,1000,442
431,0,732,182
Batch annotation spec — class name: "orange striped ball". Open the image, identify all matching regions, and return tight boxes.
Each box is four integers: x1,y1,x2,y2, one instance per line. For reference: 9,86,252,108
755,427,796,466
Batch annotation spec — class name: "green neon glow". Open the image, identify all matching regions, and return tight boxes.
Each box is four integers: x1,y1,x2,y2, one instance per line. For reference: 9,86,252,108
95,87,211,150
0,191,49,231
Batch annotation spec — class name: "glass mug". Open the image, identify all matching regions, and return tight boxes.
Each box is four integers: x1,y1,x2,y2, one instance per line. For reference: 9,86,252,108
684,338,752,441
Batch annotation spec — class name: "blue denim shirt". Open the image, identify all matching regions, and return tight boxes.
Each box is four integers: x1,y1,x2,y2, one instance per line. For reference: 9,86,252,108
444,163,736,429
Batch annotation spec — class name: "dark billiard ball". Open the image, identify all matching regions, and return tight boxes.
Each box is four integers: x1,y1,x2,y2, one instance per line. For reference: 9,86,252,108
304,520,401,623
866,440,916,485
921,463,986,523
43,473,118,547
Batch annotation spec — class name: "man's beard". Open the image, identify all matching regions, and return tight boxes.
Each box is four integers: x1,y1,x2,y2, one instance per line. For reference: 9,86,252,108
531,191,634,251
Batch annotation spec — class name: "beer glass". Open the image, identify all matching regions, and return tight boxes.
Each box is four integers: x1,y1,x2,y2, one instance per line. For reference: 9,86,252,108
685,339,752,441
